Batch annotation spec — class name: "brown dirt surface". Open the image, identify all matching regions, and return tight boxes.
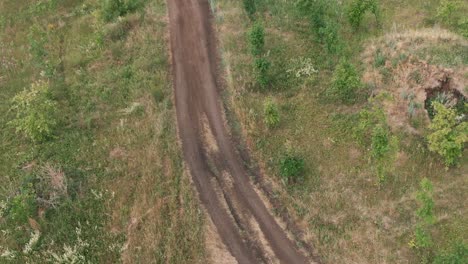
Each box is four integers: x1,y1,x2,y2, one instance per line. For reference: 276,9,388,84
167,0,316,263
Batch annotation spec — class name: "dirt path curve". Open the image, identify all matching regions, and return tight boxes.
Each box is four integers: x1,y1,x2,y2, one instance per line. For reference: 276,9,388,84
168,0,314,263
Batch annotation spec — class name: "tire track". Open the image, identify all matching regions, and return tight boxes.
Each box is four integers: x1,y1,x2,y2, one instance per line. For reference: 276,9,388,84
168,0,314,263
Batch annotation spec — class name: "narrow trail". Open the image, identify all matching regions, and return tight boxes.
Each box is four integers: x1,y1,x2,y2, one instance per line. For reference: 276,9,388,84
168,0,315,263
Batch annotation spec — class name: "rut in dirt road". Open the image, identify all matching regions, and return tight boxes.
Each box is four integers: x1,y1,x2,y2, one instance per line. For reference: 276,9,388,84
168,0,316,263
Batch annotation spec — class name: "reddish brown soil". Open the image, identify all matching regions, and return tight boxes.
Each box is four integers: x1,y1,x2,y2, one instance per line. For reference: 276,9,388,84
168,0,314,263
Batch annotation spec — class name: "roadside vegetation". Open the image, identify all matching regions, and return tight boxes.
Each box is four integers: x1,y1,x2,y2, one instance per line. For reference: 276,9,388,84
212,0,467,263
0,0,205,263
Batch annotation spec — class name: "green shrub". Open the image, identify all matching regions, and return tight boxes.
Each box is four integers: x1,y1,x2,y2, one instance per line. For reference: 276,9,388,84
263,99,280,128
295,0,327,36
348,0,380,30
254,57,271,88
9,80,58,142
329,58,361,103
249,22,265,56
243,0,256,20
370,124,398,184
436,0,458,26
28,26,55,77
7,184,37,224
416,178,435,225
101,0,145,22
279,154,305,184
318,19,342,54
434,241,468,264
410,178,435,250
371,125,389,159
101,0,125,22
436,0,468,37
427,102,467,167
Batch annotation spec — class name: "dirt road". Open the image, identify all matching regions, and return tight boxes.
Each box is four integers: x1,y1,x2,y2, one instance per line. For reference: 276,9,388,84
168,0,314,263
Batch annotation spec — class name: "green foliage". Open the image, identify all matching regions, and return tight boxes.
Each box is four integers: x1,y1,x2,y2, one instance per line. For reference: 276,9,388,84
6,184,36,224
427,102,468,167
354,100,387,144
249,22,265,56
28,26,54,77
264,99,280,128
416,178,435,225
348,0,381,30
101,0,145,22
370,124,398,184
371,125,389,159
295,0,327,36
436,0,468,37
436,0,458,26
101,0,125,22
374,49,386,67
296,0,344,55
329,58,361,103
413,224,433,249
243,0,256,20
254,57,271,88
434,241,468,264
279,154,305,184
9,80,58,142
411,178,435,250
318,19,342,54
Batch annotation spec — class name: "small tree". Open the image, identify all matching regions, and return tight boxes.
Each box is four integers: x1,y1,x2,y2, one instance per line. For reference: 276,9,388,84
427,102,467,167
329,58,361,103
249,22,265,56
254,57,270,88
263,99,280,128
9,80,58,142
243,0,256,20
279,154,305,184
348,0,380,30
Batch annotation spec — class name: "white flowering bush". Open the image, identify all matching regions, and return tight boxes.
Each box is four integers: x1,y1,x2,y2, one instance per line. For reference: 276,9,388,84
287,57,318,79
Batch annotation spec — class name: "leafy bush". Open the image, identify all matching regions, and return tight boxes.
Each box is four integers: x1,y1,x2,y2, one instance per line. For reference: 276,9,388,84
436,0,458,26
249,22,265,56
329,58,361,103
101,0,125,22
263,99,280,128
254,57,271,88
371,124,398,184
243,0,256,20
101,0,145,22
348,0,380,30
371,125,389,159
6,184,37,224
9,80,58,142
410,178,435,250
427,102,467,167
28,26,55,77
434,241,468,264
416,178,435,225
279,154,305,184
353,94,391,144
318,19,342,54
436,0,468,37
295,0,328,36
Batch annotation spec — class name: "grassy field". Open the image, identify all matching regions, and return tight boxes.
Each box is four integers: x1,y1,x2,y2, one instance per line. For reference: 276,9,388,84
0,0,206,263
213,0,467,263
